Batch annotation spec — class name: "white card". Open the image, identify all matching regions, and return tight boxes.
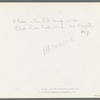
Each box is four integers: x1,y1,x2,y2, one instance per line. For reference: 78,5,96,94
0,3,100,98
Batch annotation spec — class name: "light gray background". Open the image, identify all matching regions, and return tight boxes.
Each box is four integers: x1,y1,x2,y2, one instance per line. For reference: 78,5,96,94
0,0,100,2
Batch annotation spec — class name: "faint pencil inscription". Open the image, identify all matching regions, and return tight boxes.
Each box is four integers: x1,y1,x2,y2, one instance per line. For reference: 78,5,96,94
43,37,74,56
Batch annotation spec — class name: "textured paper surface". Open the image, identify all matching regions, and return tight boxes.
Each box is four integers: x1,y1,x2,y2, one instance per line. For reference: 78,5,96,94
0,3,100,98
